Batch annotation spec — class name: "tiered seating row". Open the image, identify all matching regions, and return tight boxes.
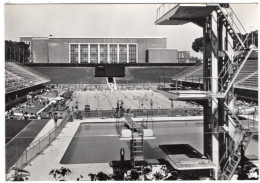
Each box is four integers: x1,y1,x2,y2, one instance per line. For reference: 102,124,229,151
173,64,203,79
234,59,258,83
236,71,258,89
5,62,50,93
174,56,258,91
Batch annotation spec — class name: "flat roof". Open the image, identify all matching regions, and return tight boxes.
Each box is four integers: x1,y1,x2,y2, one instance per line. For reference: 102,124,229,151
20,36,166,39
147,48,178,51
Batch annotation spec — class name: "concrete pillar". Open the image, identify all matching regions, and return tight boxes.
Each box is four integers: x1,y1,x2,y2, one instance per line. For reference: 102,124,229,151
78,44,81,63
88,44,90,63
203,16,213,157
117,44,119,63
98,44,100,64
108,44,110,63
127,44,129,63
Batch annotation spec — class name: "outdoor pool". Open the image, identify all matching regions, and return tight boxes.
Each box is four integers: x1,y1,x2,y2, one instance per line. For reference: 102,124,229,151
60,120,204,164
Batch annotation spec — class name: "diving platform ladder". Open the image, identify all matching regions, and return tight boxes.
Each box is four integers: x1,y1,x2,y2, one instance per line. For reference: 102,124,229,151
130,124,144,173
219,102,255,180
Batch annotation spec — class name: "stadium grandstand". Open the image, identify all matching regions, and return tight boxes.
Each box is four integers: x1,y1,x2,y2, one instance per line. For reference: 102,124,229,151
159,50,258,102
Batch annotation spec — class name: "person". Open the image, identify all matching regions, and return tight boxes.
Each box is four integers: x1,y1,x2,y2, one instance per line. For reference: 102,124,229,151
84,105,88,117
150,99,153,109
117,100,119,109
54,112,58,127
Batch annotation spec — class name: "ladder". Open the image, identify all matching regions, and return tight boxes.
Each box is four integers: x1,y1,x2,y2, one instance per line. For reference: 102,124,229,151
214,5,255,98
220,102,254,180
131,131,144,174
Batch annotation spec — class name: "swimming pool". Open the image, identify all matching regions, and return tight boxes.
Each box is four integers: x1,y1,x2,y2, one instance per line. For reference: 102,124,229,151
60,121,204,164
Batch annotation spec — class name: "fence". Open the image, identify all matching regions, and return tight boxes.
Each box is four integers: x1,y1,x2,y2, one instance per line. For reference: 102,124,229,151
78,107,203,119
10,114,69,173
57,83,159,91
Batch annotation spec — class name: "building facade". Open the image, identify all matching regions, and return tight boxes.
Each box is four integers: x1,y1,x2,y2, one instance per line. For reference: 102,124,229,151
146,48,178,63
178,51,190,63
20,36,190,64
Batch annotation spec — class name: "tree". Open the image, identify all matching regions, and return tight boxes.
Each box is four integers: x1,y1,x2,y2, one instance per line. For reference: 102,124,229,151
88,172,113,181
5,40,30,63
192,37,204,53
49,167,72,181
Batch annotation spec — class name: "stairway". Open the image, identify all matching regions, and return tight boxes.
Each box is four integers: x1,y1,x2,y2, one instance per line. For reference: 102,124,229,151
220,102,254,180
131,132,144,173
213,5,255,98
220,130,253,180
216,6,245,49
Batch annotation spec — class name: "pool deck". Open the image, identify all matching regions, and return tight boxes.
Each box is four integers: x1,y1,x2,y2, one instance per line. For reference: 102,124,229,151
9,116,202,181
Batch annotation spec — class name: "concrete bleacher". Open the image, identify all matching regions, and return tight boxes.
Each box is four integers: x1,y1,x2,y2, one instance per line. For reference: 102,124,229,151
236,71,258,90
234,59,258,83
174,64,203,79
173,52,258,91
5,62,50,93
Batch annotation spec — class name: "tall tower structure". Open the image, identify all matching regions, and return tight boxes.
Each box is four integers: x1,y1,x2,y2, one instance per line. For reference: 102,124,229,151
155,3,257,180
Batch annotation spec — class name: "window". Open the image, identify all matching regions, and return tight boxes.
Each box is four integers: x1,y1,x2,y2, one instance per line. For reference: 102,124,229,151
100,44,108,63
80,44,88,63
110,44,117,63
119,45,127,63
129,44,137,63
90,44,98,63
70,44,78,63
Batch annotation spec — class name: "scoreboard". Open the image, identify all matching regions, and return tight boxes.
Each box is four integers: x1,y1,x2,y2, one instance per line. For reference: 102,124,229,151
94,64,125,77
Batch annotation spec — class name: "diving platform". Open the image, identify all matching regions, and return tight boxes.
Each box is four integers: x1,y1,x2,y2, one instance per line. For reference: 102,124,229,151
177,90,211,100
160,144,216,170
155,4,218,27
117,115,156,140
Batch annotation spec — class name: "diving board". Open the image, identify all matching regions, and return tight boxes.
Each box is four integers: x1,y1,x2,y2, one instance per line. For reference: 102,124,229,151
124,115,139,130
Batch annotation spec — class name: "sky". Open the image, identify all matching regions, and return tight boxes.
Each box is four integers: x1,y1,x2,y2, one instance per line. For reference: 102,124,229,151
4,3,258,57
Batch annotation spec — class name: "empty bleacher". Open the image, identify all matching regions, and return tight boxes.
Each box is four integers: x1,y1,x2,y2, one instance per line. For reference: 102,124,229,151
5,62,50,93
173,64,203,79
236,71,258,90
172,52,258,91
234,59,258,83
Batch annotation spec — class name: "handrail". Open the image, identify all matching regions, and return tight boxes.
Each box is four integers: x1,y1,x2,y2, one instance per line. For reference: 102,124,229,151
220,131,243,172
8,114,69,174
229,6,247,34
222,48,254,96
156,3,179,21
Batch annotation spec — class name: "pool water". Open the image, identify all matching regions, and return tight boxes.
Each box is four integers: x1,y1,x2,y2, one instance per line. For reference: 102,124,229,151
60,121,204,164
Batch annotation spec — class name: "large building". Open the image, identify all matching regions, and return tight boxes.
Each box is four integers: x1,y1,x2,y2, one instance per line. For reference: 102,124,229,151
20,36,189,64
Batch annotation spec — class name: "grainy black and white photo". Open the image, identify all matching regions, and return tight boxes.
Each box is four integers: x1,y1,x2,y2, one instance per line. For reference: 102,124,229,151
4,1,259,181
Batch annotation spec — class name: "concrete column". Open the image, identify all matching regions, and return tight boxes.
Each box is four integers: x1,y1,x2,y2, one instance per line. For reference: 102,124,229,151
108,44,110,63
117,44,120,63
211,53,218,94
136,44,138,63
78,44,81,63
98,44,100,64
88,44,90,63
127,44,129,63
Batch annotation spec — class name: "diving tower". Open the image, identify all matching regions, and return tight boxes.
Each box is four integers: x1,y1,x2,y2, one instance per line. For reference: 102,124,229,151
155,3,257,180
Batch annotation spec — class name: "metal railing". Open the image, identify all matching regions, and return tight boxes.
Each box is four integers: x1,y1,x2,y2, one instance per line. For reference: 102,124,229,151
58,83,160,91
9,114,69,173
156,3,179,21
79,107,203,119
